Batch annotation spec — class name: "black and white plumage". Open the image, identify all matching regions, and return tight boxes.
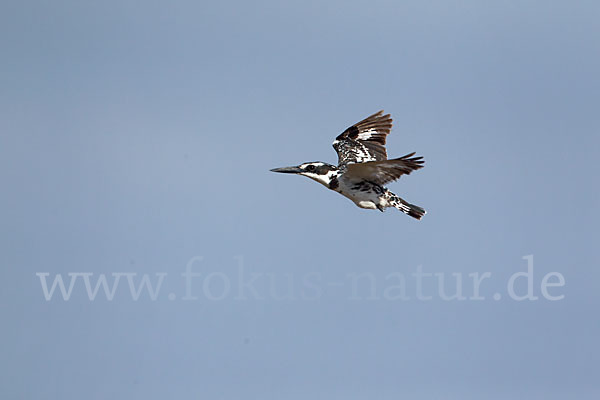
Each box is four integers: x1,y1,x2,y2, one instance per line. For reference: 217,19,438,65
271,111,426,219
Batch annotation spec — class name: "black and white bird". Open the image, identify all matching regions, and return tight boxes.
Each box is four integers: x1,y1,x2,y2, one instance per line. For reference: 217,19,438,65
270,111,426,219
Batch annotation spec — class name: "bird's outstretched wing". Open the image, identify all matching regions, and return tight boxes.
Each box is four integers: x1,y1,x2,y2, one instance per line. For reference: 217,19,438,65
344,152,424,186
332,110,392,166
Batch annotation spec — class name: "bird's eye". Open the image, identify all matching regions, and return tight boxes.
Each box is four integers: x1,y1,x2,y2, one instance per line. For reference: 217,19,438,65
306,165,316,172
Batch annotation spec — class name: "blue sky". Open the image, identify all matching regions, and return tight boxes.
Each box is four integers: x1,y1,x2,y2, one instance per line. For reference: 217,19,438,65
2,1,599,399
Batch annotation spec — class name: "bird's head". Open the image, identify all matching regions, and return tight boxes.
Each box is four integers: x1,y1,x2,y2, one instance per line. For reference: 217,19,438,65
270,162,338,187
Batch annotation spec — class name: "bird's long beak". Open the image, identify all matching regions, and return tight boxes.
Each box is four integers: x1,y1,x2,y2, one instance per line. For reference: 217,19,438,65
270,166,303,174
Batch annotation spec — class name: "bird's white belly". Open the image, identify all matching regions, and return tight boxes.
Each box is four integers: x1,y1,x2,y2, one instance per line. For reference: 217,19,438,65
356,200,377,209
336,177,381,209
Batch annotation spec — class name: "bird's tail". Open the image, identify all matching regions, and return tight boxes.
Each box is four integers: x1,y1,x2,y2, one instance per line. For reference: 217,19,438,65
384,191,426,220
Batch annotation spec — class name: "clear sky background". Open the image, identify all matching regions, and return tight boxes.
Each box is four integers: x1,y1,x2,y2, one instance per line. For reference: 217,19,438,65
2,1,599,399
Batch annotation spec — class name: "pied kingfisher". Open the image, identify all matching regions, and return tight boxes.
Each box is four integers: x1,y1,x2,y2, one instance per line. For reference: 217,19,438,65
271,110,426,219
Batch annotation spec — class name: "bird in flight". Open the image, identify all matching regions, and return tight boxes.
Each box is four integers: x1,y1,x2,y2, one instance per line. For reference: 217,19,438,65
271,110,426,220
